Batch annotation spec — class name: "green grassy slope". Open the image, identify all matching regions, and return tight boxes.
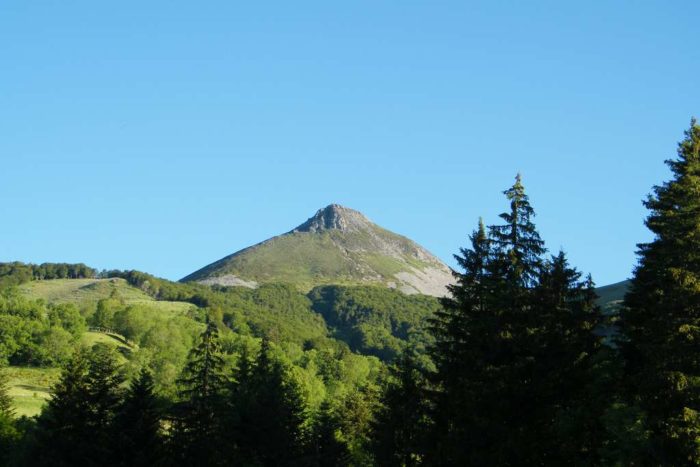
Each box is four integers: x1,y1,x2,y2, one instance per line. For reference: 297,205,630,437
183,229,448,292
7,332,134,417
19,278,194,313
6,366,59,417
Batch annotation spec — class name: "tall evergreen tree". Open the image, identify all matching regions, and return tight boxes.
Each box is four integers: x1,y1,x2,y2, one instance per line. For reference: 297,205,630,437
310,400,351,467
427,175,605,465
0,365,19,466
170,319,228,467
29,345,126,467
372,352,428,467
489,173,545,293
115,368,164,467
85,344,125,464
428,218,493,464
533,251,605,463
31,349,93,466
620,120,700,464
0,366,13,417
228,337,308,467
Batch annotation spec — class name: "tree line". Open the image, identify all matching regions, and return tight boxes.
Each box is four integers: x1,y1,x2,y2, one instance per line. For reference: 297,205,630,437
0,263,96,288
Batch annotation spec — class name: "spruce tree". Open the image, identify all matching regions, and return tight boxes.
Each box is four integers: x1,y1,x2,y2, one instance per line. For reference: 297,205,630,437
427,175,605,464
310,400,350,467
428,219,492,464
0,366,13,417
533,251,605,463
115,368,164,467
228,337,308,467
31,349,92,466
0,365,19,466
620,120,700,464
85,343,125,463
372,352,428,467
170,319,228,467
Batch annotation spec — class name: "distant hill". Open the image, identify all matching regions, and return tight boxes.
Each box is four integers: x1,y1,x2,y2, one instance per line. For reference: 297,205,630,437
595,279,630,315
182,204,454,296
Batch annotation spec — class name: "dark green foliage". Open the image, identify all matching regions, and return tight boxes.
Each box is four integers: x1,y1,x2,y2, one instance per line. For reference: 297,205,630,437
427,176,605,465
108,270,330,346
372,353,428,467
620,120,700,464
0,412,20,467
0,366,19,466
114,368,164,467
335,384,380,466
309,285,440,363
310,401,351,467
30,349,94,466
228,337,309,466
428,220,491,465
85,344,126,462
0,367,12,417
27,346,127,466
170,319,228,466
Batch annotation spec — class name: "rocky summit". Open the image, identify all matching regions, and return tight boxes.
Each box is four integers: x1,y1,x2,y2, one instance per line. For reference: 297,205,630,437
181,204,454,296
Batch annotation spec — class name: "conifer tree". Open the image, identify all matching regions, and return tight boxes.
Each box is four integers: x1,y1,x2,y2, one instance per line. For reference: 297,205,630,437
31,349,92,466
427,175,604,464
170,319,228,466
310,400,350,467
228,337,308,466
489,173,545,293
620,120,700,464
428,219,492,464
533,251,605,463
0,365,19,466
372,352,428,467
115,368,164,467
85,343,125,463
0,366,13,417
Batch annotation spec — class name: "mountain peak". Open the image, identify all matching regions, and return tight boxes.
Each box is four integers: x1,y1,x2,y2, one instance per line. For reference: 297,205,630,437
182,204,455,296
293,204,372,233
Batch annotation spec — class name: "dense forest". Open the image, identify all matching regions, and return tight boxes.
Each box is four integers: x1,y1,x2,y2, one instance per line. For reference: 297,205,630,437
1,121,700,465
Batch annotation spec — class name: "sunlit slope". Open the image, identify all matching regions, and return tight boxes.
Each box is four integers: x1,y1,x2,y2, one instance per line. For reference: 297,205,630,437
19,278,195,313
183,204,454,296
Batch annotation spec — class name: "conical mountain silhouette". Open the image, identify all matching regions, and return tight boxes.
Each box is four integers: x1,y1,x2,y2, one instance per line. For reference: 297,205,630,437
181,204,453,296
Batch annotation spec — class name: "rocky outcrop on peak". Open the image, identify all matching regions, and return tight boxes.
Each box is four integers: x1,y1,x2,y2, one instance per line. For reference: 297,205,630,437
293,204,371,233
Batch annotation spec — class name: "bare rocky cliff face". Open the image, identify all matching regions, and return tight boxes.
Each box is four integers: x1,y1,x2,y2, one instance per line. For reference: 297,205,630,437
182,204,455,297
293,204,372,233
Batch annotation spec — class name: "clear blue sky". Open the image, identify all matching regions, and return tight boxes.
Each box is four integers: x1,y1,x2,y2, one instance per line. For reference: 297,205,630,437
1,1,697,286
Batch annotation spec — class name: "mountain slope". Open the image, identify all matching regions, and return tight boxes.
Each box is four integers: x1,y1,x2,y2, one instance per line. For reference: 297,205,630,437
181,204,454,296
595,279,630,315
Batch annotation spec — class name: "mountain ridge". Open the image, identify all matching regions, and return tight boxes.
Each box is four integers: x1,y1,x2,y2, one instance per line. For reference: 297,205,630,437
181,204,454,296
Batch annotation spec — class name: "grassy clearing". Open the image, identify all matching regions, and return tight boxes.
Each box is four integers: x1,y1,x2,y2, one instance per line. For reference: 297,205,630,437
82,331,134,363
18,278,196,314
5,366,60,418
6,331,135,417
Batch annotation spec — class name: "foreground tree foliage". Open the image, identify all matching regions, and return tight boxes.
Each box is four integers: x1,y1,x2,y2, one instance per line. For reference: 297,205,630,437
28,346,127,466
228,337,309,466
620,120,700,464
114,369,164,467
371,352,428,467
170,319,228,466
428,175,605,465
